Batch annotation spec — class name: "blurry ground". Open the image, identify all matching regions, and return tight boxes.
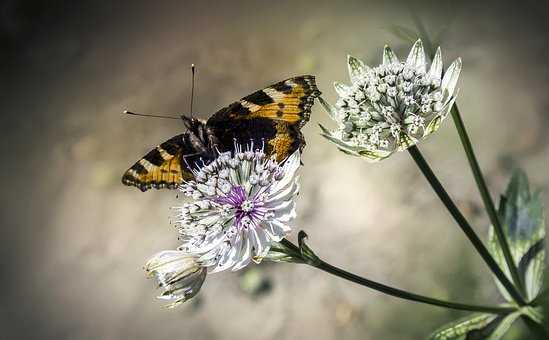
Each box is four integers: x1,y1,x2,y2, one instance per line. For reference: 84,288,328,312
2,0,549,339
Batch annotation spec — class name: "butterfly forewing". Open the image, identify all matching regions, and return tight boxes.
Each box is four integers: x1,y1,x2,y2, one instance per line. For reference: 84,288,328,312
207,75,320,161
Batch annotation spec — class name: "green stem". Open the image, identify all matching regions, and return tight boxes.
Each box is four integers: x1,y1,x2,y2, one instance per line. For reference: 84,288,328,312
316,260,514,314
408,146,526,306
279,239,514,314
450,105,525,296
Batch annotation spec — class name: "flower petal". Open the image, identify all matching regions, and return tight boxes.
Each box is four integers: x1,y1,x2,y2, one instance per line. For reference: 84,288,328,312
358,147,393,162
211,242,238,273
428,47,443,82
251,229,272,263
272,199,297,223
347,55,369,82
268,220,292,239
236,237,252,268
319,97,339,121
268,182,298,208
334,82,351,97
441,91,458,118
268,151,300,195
251,227,269,258
383,45,399,65
406,39,426,73
231,236,251,271
441,58,462,97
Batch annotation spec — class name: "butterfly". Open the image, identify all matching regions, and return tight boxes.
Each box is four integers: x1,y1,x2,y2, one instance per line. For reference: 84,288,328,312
122,75,320,191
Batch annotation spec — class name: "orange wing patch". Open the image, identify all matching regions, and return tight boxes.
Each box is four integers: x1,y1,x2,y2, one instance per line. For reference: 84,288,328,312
220,75,320,127
267,122,296,162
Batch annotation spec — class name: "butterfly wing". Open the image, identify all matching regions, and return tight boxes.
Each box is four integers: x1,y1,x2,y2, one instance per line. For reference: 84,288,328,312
121,133,198,191
207,75,320,161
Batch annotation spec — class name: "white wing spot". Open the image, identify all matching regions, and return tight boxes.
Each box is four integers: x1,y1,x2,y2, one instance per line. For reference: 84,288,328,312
157,146,172,160
139,159,156,171
263,88,285,100
240,100,262,111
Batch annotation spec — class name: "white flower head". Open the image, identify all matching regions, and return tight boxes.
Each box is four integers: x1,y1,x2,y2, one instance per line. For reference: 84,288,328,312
320,39,461,161
144,250,207,308
175,143,301,273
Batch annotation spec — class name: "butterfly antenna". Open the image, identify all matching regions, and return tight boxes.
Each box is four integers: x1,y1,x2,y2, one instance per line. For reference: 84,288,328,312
123,110,180,120
190,64,196,119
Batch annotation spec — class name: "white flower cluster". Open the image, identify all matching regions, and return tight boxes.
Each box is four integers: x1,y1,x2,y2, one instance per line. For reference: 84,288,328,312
176,145,300,272
321,39,461,161
145,144,301,306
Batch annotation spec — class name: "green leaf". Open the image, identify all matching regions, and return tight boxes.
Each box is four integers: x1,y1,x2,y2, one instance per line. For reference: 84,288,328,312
429,312,522,340
429,313,497,340
487,169,546,301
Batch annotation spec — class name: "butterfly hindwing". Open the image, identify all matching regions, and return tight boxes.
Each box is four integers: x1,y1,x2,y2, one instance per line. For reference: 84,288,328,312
122,134,195,192
207,75,320,161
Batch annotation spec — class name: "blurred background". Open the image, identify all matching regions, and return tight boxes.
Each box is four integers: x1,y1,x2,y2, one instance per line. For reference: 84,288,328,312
2,0,549,339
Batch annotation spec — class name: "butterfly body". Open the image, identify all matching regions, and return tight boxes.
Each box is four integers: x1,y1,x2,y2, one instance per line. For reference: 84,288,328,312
122,75,320,192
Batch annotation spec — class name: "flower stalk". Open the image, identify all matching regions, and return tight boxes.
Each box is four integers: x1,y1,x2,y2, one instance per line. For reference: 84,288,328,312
412,22,526,301
407,145,526,306
450,104,525,297
279,239,514,314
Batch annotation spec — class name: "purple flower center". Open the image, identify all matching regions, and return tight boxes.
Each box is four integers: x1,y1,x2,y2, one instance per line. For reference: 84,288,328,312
215,186,266,230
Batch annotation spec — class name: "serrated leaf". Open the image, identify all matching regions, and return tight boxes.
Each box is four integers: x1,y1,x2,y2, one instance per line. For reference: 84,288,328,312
430,312,522,340
488,169,546,301
519,239,545,302
429,313,497,340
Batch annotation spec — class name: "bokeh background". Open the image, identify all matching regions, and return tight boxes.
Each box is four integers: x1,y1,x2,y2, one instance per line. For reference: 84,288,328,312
2,0,549,339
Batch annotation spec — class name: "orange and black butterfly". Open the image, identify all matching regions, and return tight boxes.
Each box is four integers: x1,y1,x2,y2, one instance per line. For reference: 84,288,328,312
122,75,320,191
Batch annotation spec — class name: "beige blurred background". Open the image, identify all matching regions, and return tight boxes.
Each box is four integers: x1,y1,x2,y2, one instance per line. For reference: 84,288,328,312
2,0,549,339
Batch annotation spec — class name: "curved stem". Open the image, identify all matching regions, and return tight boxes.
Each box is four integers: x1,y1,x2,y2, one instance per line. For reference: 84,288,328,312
316,260,514,314
450,105,525,296
279,239,514,314
407,146,526,306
